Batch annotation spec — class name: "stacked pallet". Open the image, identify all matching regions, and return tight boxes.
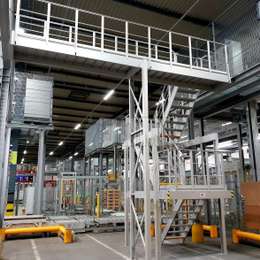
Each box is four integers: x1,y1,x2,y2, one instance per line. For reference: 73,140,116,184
103,189,120,210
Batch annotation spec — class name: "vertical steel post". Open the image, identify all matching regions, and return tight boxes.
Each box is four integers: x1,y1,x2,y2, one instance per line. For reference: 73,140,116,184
142,62,151,260
124,145,129,246
0,70,11,227
34,130,46,214
219,198,228,255
45,2,51,41
152,132,161,260
125,21,128,56
0,127,11,226
129,79,135,259
247,101,260,181
188,36,192,68
14,0,21,41
169,32,172,64
148,27,151,60
237,123,245,182
99,152,103,216
207,41,211,71
101,16,105,51
74,9,79,52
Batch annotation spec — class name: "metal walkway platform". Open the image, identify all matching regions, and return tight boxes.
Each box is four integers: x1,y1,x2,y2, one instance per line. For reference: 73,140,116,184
13,0,230,86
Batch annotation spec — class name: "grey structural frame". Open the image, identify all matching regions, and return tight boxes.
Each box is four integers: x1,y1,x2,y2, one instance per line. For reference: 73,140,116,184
124,63,230,259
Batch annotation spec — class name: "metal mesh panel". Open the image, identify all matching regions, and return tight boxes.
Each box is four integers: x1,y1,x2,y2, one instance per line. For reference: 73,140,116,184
217,2,260,77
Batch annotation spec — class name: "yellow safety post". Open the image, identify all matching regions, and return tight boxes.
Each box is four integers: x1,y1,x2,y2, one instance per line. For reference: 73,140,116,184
192,224,204,243
0,225,73,244
202,225,218,239
5,203,14,216
95,192,101,218
232,229,260,244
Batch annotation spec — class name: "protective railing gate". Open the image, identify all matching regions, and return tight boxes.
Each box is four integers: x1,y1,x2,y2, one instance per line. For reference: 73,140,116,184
15,0,230,78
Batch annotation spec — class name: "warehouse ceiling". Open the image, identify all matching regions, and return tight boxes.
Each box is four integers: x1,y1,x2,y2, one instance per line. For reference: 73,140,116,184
12,0,257,163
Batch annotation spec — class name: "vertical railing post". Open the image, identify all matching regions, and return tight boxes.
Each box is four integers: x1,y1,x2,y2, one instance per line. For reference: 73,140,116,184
148,27,151,59
45,2,51,42
135,41,138,56
155,45,158,59
207,41,211,71
169,32,172,65
75,9,79,52
69,26,72,43
101,16,104,51
15,0,21,42
115,36,118,52
93,32,96,47
188,36,192,68
125,21,128,56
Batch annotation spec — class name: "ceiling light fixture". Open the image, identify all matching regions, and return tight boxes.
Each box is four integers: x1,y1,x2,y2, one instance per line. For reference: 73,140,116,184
69,156,73,160
221,121,232,127
103,89,114,100
49,151,54,156
23,150,27,155
74,152,78,156
74,123,81,130
58,141,64,146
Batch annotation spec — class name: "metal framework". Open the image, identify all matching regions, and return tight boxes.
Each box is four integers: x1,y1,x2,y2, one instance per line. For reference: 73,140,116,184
124,77,231,259
14,0,230,83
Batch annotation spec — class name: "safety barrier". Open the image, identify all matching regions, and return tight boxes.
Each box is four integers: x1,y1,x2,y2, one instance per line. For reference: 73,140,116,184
0,225,73,244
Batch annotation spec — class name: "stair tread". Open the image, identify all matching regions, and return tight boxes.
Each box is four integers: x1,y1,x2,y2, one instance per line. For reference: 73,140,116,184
165,235,186,240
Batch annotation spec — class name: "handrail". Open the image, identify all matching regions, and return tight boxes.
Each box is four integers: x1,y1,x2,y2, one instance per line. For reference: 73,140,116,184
35,0,225,46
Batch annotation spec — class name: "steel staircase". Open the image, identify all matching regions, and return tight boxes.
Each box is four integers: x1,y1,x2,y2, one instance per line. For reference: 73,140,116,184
161,199,204,242
153,85,204,244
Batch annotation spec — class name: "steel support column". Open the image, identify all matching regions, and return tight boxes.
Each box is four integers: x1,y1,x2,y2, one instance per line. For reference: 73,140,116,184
142,62,151,260
0,127,11,227
129,79,135,259
199,118,211,224
247,100,260,181
219,198,228,255
34,130,46,214
237,123,245,182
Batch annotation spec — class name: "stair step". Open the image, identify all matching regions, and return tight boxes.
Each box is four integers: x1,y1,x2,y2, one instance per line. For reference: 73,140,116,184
171,105,193,110
167,230,186,234
165,235,186,240
165,121,186,125
178,89,198,94
164,128,183,132
169,113,189,118
175,97,196,102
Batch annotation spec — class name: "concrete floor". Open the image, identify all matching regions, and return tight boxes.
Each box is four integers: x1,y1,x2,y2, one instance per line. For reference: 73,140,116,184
2,232,260,260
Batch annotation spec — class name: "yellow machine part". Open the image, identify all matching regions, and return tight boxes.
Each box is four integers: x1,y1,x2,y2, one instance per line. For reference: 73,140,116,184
192,224,204,243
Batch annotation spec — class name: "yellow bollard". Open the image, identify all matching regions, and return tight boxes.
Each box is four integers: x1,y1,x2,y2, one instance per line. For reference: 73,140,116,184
202,225,218,239
192,224,204,243
95,192,101,218
150,224,155,237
